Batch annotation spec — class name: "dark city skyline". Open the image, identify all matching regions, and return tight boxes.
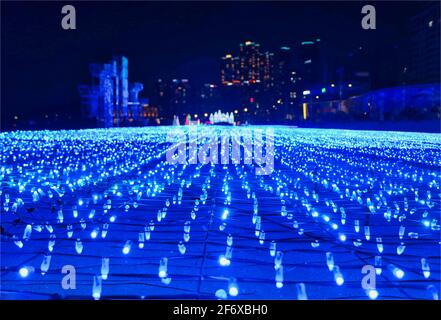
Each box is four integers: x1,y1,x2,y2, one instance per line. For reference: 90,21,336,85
2,1,430,125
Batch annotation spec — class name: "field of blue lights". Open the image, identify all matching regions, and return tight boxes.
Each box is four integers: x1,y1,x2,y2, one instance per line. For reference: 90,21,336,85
0,126,440,300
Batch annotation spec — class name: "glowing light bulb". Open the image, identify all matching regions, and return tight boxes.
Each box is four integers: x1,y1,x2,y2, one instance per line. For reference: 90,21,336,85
296,283,308,300
19,266,31,278
101,223,109,238
333,266,344,286
23,224,32,241
227,234,233,246
92,275,102,300
274,251,283,270
215,289,227,299
270,240,276,257
158,257,168,278
259,230,265,245
184,221,191,233
90,228,98,239
399,225,405,240
326,252,334,271
67,225,73,238
421,258,430,279
219,255,230,266
48,234,56,252
40,254,51,275
178,241,186,254
228,278,239,297
275,265,284,288
367,289,379,300
376,237,383,253
389,264,405,279
122,241,132,255
135,233,144,249
75,239,83,254
364,226,370,241
397,243,405,255
101,258,109,280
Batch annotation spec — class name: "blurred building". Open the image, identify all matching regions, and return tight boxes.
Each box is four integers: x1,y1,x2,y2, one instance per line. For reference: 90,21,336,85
239,41,262,84
200,83,220,114
78,56,153,127
408,1,440,84
151,78,193,120
220,54,240,85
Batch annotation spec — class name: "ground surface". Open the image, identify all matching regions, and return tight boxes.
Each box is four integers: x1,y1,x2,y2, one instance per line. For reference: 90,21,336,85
1,126,440,300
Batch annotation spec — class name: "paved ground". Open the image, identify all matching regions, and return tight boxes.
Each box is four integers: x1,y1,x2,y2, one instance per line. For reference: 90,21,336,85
1,126,440,299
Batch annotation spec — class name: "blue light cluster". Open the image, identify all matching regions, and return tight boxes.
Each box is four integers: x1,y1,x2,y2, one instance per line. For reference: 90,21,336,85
0,127,440,299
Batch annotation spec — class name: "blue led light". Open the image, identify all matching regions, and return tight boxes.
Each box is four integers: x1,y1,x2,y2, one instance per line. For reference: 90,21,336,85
0,127,439,300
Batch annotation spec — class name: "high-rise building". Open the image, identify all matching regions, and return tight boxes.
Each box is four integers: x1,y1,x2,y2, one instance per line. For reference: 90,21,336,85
199,83,220,116
152,78,169,118
171,78,190,110
221,54,240,85
273,47,292,97
261,51,275,89
298,39,325,90
239,41,262,84
408,1,440,84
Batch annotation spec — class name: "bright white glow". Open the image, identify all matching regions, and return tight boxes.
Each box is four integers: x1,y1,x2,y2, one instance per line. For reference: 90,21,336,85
302,90,311,95
368,289,379,300
393,268,405,279
158,270,166,278
19,267,30,278
122,241,132,255
221,209,229,220
276,281,283,288
229,286,238,296
339,233,347,242
219,256,231,266
336,276,344,286
90,230,98,239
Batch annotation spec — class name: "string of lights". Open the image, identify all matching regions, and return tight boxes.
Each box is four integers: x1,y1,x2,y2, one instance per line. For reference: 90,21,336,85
0,127,439,300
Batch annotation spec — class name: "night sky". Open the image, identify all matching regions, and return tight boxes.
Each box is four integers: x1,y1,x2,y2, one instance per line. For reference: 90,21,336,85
1,1,420,124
